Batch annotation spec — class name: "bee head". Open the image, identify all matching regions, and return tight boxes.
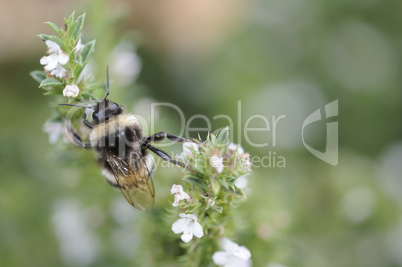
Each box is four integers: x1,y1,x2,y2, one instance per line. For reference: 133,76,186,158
58,66,123,124
92,100,123,124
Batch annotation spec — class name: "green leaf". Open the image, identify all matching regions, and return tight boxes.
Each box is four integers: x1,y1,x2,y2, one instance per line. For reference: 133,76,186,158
212,205,223,213
68,21,77,38
39,78,64,89
45,22,61,35
75,62,88,82
210,177,221,195
80,40,96,63
215,126,230,147
73,13,85,40
37,34,67,52
30,70,47,83
184,175,203,185
219,177,230,189
73,56,83,68
43,85,64,95
66,11,75,26
43,90,58,95
38,34,51,41
225,185,246,198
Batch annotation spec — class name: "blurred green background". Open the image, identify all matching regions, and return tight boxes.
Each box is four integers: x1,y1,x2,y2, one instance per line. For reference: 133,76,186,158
1,0,402,266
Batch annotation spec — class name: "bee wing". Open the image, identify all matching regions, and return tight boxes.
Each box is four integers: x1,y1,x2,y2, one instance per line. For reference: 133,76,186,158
107,155,155,211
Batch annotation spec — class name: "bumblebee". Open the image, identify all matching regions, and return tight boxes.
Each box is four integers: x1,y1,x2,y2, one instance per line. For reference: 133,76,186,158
61,68,189,211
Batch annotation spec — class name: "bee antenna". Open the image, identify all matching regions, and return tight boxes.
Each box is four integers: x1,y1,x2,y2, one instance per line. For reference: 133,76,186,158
58,103,96,108
104,65,110,100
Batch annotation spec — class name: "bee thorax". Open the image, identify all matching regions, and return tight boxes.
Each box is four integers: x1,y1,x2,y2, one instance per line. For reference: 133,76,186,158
90,114,143,161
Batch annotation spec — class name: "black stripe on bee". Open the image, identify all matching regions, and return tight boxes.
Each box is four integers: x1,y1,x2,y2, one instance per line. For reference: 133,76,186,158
95,129,139,161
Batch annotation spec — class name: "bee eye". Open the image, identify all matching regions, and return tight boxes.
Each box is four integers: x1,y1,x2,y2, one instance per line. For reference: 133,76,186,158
92,111,99,121
108,102,120,114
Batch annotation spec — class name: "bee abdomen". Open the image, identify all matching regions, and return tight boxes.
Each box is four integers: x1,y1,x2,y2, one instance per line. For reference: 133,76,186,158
101,168,120,188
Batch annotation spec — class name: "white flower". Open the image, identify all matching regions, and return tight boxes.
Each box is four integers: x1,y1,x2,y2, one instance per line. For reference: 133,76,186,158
43,122,64,144
228,143,245,154
212,238,251,267
111,41,142,86
183,142,199,156
235,175,249,189
40,40,69,71
75,38,85,55
171,213,203,243
210,155,224,173
170,184,190,207
50,64,67,78
63,84,80,98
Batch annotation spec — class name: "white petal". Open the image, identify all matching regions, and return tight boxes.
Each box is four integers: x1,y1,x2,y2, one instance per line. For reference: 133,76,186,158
235,175,249,189
210,156,224,171
75,38,84,54
171,184,182,194
48,133,59,144
179,213,186,218
226,256,251,267
181,191,190,200
44,54,59,70
233,246,251,260
173,190,190,206
220,238,238,252
58,53,70,65
212,251,229,265
217,165,224,173
43,122,63,144
63,84,79,98
237,146,245,154
186,214,198,222
50,69,59,77
40,56,49,65
51,65,67,78
172,195,180,207
171,218,186,234
192,222,204,238
183,142,199,155
228,143,237,151
220,238,251,261
181,230,193,243
57,68,67,78
45,40,61,53
228,143,245,154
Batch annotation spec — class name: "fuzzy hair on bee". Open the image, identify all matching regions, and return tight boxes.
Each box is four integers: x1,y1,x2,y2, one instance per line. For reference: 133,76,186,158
59,67,193,211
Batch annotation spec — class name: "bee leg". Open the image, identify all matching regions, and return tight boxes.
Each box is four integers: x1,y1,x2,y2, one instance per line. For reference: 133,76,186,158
146,144,192,171
83,119,93,129
66,124,92,148
147,132,187,143
146,135,201,176
71,132,92,148
82,111,93,129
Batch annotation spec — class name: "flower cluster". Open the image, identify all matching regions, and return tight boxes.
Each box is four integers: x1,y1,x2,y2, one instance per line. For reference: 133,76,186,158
32,12,96,100
40,40,69,77
31,12,99,144
169,128,252,265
